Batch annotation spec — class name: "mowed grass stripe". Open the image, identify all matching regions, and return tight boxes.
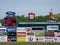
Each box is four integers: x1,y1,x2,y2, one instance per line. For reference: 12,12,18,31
0,42,60,45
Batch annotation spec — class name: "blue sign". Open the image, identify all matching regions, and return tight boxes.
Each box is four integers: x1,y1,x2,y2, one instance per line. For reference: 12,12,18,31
7,27,16,32
11,37,16,42
6,11,16,15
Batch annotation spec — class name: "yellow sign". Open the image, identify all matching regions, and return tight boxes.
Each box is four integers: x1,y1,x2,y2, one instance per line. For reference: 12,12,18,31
17,36,26,42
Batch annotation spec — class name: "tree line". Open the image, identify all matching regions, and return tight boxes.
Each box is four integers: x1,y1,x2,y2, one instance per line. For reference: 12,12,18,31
0,13,60,26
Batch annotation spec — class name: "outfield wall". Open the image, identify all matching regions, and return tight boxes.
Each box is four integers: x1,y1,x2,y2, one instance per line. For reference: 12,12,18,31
0,27,60,42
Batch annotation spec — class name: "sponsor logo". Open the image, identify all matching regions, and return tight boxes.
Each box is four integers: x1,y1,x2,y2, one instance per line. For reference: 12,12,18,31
45,37,54,42
45,32,54,37
35,32,44,37
54,38,57,42
54,37,60,42
28,37,33,42
36,37,45,42
55,32,60,37
17,32,26,36
0,28,6,32
45,40,54,42
17,36,26,42
47,25,58,30
45,37,53,39
8,29,16,32
26,28,31,33
27,32,34,36
17,27,26,32
0,36,7,42
0,29,5,32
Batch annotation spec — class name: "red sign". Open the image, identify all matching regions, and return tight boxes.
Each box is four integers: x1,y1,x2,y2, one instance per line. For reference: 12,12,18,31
17,32,26,36
27,28,31,33
5,17,16,26
45,32,55,37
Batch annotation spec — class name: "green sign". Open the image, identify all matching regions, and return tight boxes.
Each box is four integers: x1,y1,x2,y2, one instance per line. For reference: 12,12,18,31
35,32,44,37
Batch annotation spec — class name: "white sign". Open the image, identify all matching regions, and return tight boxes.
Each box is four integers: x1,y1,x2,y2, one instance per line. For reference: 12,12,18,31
47,25,58,30
54,37,60,42
30,15,34,19
35,37,45,42
0,36,7,42
45,37,54,42
0,27,7,32
26,36,35,42
17,27,26,32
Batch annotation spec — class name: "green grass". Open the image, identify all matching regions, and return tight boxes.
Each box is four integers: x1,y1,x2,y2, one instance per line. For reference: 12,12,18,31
0,42,60,45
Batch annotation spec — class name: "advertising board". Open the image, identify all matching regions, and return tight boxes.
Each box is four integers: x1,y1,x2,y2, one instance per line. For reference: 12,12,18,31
17,27,26,32
26,36,35,42
35,32,44,37
0,36,7,42
45,37,54,42
45,32,54,37
35,37,45,42
27,32,34,36
32,27,45,32
17,32,26,36
55,32,60,37
47,25,58,30
0,27,7,32
11,37,16,42
17,36,26,42
54,37,60,42
7,27,16,32
26,27,32,33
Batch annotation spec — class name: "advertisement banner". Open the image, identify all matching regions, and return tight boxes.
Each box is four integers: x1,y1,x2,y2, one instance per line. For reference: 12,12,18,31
45,32,55,37
17,32,26,36
54,37,60,42
8,36,16,42
0,27,7,32
55,32,60,37
17,27,26,32
47,25,58,30
26,27,32,33
26,36,35,42
0,36,7,42
45,37,54,42
11,37,16,42
32,27,45,32
27,32,34,36
35,32,44,37
7,27,16,32
35,37,45,42
17,36,26,42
